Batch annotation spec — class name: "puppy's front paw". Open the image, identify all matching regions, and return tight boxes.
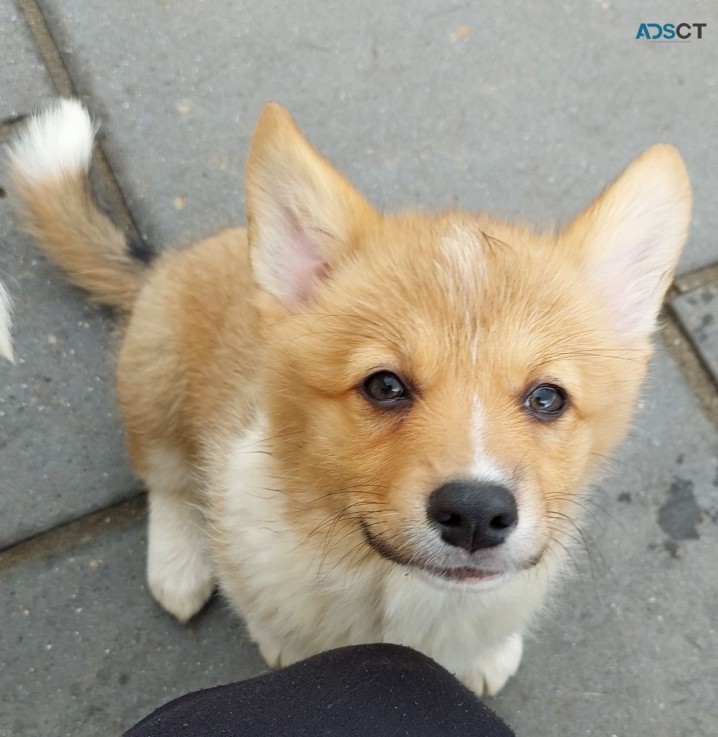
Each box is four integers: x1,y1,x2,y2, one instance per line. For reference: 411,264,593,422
148,554,214,623
146,489,215,623
460,633,524,697
253,633,305,670
256,637,283,669
147,526,214,623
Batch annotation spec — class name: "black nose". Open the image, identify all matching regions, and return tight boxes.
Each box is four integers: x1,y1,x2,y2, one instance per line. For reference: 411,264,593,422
428,480,518,553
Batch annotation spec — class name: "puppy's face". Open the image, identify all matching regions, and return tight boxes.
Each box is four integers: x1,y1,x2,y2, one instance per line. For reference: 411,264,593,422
247,105,691,587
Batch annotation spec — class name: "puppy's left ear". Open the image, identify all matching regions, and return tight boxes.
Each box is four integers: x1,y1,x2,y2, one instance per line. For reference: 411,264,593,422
563,144,691,347
246,104,377,311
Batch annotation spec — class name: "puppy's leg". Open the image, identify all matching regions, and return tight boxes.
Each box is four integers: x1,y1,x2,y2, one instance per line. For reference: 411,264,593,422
144,447,214,622
459,633,524,697
254,634,288,669
254,634,311,670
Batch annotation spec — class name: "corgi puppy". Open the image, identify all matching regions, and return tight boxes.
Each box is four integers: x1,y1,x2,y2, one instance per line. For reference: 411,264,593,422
8,99,691,695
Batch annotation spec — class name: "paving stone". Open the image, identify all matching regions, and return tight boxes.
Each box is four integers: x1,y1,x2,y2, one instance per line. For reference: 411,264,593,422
672,284,718,385
0,0,54,119
1,351,716,736
32,0,718,273
0,191,137,548
1,4,136,547
0,508,265,737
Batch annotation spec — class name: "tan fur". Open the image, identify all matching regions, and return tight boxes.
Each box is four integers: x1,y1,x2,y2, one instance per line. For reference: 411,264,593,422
11,174,146,311
9,100,691,695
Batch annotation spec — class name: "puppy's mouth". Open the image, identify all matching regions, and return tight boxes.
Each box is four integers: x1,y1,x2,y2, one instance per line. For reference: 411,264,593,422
359,520,513,587
420,564,504,584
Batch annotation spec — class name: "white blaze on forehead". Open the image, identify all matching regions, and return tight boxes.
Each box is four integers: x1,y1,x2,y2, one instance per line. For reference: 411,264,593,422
437,225,485,300
470,332,480,364
470,394,509,484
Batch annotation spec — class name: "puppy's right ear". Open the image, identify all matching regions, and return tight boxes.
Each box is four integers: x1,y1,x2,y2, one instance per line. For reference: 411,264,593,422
562,144,691,348
246,104,377,311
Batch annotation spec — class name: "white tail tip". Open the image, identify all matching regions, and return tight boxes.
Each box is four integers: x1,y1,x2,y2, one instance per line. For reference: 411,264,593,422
8,98,97,184
0,282,14,362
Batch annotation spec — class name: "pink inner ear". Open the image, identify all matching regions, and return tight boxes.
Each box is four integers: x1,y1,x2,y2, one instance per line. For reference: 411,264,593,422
285,207,329,306
592,233,667,340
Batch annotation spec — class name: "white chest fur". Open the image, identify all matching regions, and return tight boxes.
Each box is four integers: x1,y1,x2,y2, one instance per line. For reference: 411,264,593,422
205,421,554,692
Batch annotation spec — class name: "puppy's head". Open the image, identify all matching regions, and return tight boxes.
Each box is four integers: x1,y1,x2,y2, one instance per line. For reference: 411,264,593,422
246,104,691,588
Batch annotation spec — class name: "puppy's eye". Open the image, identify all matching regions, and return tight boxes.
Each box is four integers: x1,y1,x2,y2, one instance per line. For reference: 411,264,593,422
362,371,411,407
524,383,567,419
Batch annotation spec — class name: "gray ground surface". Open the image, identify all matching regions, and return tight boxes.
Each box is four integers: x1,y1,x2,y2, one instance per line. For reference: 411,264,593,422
1,2,716,735
674,284,718,384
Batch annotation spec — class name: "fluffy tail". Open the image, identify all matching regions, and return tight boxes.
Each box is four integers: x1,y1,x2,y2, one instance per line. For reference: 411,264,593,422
0,281,13,362
7,99,151,312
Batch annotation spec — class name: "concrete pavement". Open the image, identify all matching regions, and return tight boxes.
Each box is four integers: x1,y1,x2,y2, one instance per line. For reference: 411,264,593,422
1,1,717,735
